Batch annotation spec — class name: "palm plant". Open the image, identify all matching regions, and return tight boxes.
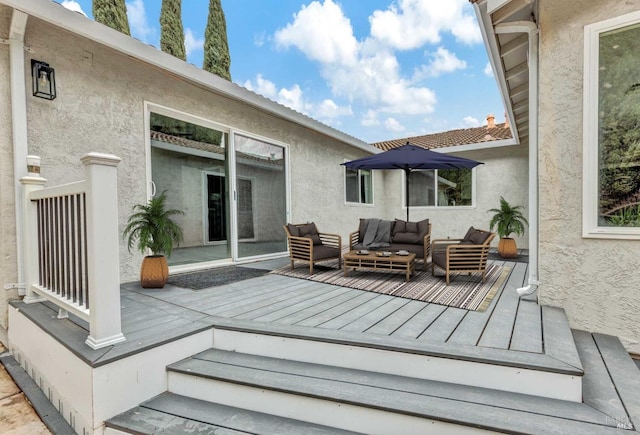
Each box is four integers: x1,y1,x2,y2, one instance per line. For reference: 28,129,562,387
488,196,528,239
123,191,184,257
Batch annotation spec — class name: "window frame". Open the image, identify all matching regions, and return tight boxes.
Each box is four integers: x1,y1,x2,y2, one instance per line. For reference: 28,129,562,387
344,166,374,206
403,168,477,210
582,11,640,239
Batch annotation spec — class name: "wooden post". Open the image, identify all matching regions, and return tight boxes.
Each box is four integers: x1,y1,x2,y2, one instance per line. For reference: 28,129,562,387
20,155,46,304
82,152,126,349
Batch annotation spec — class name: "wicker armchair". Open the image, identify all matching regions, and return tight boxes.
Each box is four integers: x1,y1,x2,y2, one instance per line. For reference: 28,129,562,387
431,227,495,285
284,223,342,275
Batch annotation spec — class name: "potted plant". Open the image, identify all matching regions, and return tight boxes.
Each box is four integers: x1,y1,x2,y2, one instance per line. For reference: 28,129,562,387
123,191,184,288
488,196,528,258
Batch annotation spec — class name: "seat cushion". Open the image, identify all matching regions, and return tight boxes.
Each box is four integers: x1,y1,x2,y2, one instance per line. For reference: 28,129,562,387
312,245,340,260
432,251,446,268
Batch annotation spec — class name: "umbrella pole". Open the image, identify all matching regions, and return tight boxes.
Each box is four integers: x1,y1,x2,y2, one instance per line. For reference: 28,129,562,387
406,169,410,221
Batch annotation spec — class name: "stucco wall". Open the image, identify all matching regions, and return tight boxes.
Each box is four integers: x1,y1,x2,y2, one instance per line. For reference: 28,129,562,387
0,4,18,334
538,0,640,353
379,145,529,248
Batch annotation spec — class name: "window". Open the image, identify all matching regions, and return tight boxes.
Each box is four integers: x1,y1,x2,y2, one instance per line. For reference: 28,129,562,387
583,12,640,238
407,169,473,208
345,168,373,204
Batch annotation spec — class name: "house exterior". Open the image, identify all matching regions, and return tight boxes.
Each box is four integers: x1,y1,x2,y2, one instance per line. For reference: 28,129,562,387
472,0,640,354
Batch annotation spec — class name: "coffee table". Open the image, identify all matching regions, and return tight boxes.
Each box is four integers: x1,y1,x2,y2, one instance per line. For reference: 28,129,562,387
343,250,416,282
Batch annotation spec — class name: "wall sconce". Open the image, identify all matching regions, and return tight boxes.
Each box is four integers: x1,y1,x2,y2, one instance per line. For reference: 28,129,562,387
31,59,56,100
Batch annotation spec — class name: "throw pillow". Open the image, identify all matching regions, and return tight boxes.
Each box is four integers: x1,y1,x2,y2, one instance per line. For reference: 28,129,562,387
463,226,476,242
393,232,421,244
298,222,322,246
287,223,300,237
468,229,491,245
393,219,407,234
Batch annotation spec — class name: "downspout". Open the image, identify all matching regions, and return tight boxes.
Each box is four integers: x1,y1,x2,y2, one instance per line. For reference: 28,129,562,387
7,10,29,294
494,21,540,296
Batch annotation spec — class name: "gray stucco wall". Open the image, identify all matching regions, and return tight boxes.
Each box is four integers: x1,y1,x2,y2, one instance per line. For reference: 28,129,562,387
380,145,529,248
0,5,18,333
538,0,640,353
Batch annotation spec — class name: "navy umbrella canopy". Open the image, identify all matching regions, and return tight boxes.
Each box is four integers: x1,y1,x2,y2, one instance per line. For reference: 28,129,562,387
342,143,483,220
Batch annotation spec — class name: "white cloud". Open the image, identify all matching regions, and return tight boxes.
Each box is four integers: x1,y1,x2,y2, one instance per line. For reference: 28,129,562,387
484,62,494,77
385,117,405,132
361,110,379,126
369,0,481,50
185,28,204,56
414,47,467,79
243,74,278,100
316,99,353,118
274,0,358,65
126,0,154,43
61,0,87,16
463,116,482,127
254,32,266,47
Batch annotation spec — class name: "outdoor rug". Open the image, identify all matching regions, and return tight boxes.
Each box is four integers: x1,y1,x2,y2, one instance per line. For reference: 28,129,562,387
168,266,270,290
272,261,511,312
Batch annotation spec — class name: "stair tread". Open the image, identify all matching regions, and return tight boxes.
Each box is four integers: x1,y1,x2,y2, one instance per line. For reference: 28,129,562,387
107,392,358,435
167,348,623,433
593,333,640,429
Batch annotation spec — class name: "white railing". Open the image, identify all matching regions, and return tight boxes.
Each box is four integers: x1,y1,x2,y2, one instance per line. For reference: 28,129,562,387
20,153,126,349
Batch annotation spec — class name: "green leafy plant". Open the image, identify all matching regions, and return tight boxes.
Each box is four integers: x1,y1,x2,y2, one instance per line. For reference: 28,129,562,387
488,196,528,239
123,191,184,257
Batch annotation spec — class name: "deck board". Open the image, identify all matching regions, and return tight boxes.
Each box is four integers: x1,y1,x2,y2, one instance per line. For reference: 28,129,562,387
276,290,371,326
419,308,467,342
233,285,334,321
364,300,426,336
314,295,394,330
510,299,542,353
477,262,527,349
338,297,412,332
252,286,354,323
390,304,446,339
295,291,381,327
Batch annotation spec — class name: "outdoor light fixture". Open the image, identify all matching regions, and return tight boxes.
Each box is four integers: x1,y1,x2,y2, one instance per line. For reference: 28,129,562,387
31,59,56,100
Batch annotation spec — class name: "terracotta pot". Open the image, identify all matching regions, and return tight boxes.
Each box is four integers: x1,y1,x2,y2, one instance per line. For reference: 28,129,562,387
497,238,518,258
140,255,169,288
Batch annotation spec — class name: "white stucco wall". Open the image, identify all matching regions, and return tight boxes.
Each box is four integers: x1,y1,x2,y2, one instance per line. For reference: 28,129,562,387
379,145,529,248
538,0,640,353
0,5,18,335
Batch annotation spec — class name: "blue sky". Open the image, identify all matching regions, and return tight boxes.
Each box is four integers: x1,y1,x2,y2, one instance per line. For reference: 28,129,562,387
61,0,504,143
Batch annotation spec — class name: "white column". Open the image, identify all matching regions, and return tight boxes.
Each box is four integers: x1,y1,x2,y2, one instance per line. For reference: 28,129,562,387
20,156,46,304
82,152,126,349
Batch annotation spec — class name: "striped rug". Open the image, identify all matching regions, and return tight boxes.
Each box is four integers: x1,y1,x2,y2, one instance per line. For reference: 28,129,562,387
272,260,511,312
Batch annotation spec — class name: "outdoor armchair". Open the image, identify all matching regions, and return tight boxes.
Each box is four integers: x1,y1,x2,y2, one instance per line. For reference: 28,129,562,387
431,227,495,285
284,223,342,275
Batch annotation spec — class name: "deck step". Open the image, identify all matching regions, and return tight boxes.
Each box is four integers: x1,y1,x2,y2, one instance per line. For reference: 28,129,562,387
105,392,357,434
573,330,640,430
209,319,583,401
163,348,626,434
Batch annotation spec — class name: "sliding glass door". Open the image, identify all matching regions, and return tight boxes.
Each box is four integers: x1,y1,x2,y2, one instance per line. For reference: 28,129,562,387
149,111,231,266
234,134,287,259
148,107,288,267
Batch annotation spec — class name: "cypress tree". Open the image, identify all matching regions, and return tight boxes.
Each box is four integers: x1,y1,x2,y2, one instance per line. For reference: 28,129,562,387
203,0,231,80
93,0,131,35
160,0,186,61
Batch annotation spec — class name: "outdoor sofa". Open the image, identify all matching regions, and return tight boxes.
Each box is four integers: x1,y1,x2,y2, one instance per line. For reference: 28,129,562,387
349,218,431,270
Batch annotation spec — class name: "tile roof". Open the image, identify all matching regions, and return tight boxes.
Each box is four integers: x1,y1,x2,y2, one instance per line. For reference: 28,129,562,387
371,122,513,151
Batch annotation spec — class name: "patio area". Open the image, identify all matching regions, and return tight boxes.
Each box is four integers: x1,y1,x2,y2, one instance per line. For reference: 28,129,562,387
10,253,640,434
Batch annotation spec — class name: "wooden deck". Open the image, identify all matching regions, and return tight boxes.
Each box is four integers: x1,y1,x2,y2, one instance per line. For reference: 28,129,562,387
10,256,581,376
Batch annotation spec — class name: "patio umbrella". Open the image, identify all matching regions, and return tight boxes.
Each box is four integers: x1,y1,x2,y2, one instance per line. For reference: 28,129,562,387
342,142,483,221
